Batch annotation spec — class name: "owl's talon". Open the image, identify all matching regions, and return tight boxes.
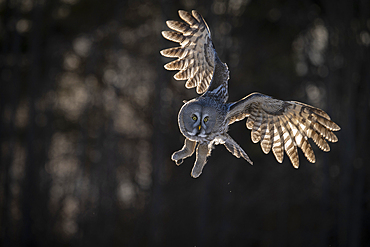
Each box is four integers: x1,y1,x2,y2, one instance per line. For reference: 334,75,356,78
191,170,202,178
171,139,197,166
171,152,180,162
171,152,185,165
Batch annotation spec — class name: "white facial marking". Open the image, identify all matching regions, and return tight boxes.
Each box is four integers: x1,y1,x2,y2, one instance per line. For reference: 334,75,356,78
188,128,197,136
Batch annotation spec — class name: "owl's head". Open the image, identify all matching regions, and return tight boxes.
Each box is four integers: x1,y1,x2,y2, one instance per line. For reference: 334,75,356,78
178,100,218,141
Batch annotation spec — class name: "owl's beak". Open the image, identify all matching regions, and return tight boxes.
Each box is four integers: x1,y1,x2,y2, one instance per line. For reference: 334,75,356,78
198,125,201,131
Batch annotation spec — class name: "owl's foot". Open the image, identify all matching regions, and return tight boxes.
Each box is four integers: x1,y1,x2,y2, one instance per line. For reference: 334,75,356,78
191,163,205,178
171,139,197,166
191,143,211,178
171,152,184,166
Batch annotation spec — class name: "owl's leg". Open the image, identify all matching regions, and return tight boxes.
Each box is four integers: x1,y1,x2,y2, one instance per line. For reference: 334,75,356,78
223,134,253,165
191,143,211,178
171,138,197,165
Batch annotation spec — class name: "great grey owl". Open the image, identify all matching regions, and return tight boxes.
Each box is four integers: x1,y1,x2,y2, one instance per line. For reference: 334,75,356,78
160,10,340,178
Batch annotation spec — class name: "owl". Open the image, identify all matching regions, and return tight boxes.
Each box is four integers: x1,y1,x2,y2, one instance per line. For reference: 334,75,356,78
160,10,340,178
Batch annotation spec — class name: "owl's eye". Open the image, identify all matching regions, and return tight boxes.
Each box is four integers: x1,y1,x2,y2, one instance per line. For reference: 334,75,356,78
192,115,197,121
203,116,209,123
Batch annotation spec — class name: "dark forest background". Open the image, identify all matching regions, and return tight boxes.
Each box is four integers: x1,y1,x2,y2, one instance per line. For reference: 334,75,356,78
1,0,369,246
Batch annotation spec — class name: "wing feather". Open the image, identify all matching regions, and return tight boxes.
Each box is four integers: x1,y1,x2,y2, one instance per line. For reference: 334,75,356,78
160,10,229,100
279,116,299,168
260,115,274,154
246,104,257,130
226,93,340,168
164,59,185,70
272,116,285,163
161,31,187,44
295,112,331,152
178,10,199,26
165,20,192,34
259,112,270,154
251,109,263,143
284,112,316,163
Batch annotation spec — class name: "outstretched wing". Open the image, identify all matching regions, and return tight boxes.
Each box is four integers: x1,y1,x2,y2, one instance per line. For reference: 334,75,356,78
226,93,340,168
160,10,229,102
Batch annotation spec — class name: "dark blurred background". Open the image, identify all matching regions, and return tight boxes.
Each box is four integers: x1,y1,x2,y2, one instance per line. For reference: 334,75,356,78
1,0,369,246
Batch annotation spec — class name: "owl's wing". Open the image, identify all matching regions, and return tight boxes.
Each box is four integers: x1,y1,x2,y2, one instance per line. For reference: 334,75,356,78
226,93,340,168
160,10,229,102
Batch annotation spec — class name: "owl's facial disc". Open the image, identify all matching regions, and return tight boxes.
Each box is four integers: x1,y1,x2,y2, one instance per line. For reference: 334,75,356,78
179,101,217,139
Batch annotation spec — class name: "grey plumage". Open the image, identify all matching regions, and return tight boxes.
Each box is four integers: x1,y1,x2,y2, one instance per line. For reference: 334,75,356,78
161,10,340,178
